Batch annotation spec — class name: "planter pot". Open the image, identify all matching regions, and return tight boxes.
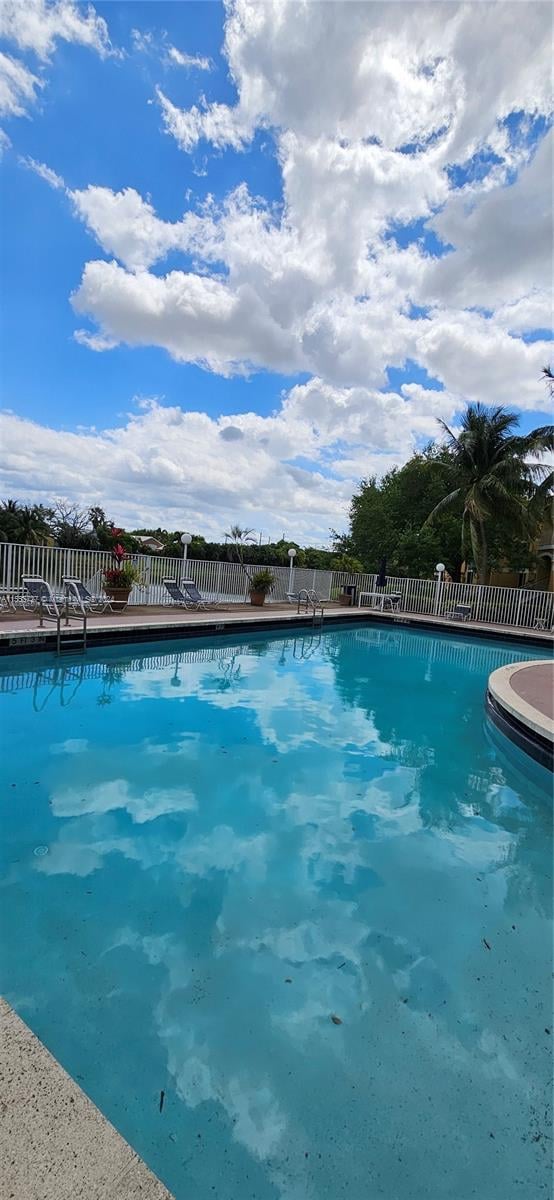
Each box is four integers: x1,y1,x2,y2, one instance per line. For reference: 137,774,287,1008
104,586,132,613
250,591,267,607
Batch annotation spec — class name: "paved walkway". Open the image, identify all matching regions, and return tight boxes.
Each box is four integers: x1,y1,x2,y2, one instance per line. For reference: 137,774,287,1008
510,661,554,722
0,998,173,1200
0,602,552,648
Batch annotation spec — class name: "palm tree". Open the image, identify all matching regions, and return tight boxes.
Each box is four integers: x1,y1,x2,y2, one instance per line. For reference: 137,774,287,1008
17,505,47,545
223,525,256,582
425,404,553,584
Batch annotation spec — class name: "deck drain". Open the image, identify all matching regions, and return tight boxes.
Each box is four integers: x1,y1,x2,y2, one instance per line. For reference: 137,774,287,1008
33,845,49,857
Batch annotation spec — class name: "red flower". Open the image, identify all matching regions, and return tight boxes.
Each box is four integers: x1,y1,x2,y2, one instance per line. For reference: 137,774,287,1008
113,543,126,563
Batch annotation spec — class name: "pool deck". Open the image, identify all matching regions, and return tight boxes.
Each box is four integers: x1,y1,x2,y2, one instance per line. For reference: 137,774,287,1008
487,659,554,771
488,659,554,744
0,997,174,1200
0,602,552,653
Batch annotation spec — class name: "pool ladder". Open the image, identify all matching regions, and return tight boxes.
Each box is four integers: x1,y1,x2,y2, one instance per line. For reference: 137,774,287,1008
296,593,325,627
56,606,87,656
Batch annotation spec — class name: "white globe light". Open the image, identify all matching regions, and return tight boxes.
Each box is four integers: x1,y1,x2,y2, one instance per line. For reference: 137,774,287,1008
435,562,445,573
181,532,192,546
288,547,297,559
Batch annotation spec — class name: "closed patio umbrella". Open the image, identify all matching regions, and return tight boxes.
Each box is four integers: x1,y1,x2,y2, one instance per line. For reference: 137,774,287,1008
376,557,387,589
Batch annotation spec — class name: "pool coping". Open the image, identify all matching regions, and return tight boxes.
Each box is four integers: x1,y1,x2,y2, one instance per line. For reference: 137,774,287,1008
0,604,552,656
486,659,554,771
0,997,174,1200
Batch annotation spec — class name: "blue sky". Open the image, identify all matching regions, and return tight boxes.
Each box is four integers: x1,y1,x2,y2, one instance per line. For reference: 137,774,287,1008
0,1,552,542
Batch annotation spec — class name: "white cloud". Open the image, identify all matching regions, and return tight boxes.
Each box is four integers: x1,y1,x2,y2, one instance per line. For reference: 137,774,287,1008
130,28,154,56
157,87,251,152
167,45,211,72
158,0,552,162
71,258,303,375
73,327,118,352
495,292,552,336
0,382,457,541
20,154,64,188
0,49,41,116
0,0,112,61
68,185,213,271
0,0,114,120
49,2,549,405
424,132,554,309
414,311,552,412
4,0,552,536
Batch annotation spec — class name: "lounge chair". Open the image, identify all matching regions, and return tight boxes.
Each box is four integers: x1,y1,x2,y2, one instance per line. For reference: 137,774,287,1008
163,578,190,607
62,577,112,615
180,579,215,609
380,592,402,612
21,576,61,622
445,603,472,621
533,616,554,632
163,578,215,610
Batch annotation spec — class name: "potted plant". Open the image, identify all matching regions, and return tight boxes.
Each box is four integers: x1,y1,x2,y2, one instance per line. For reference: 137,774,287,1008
249,568,274,607
102,561,143,612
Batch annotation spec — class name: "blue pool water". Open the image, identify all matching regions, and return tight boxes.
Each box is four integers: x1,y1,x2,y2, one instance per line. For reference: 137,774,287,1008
0,624,551,1199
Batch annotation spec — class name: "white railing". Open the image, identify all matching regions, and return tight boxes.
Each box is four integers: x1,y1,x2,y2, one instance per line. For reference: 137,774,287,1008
330,569,553,631
0,543,334,607
0,542,552,631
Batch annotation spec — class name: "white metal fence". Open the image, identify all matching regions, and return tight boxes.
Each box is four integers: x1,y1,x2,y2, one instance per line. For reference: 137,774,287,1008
0,542,552,632
0,542,333,607
332,569,553,631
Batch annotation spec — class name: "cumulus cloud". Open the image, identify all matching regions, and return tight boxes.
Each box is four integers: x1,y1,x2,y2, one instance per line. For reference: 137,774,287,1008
0,383,454,541
424,132,553,309
158,0,552,161
51,2,550,405
68,185,214,271
71,258,303,375
3,0,552,534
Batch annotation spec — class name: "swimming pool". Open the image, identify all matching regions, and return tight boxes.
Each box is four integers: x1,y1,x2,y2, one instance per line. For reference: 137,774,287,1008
0,624,551,1199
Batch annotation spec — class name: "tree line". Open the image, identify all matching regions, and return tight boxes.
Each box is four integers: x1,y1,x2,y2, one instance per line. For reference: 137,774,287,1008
0,498,361,573
335,403,553,582
2,400,552,583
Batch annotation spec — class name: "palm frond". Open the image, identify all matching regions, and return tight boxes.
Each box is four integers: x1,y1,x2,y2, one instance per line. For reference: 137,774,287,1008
509,425,554,457
436,420,460,453
423,488,462,525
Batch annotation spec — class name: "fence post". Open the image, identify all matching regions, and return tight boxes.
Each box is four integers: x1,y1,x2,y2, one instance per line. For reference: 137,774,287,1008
4,542,13,591
433,565,444,615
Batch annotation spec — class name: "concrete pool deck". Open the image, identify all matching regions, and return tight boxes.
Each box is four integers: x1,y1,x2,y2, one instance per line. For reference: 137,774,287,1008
487,659,554,770
0,998,174,1200
0,601,552,654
